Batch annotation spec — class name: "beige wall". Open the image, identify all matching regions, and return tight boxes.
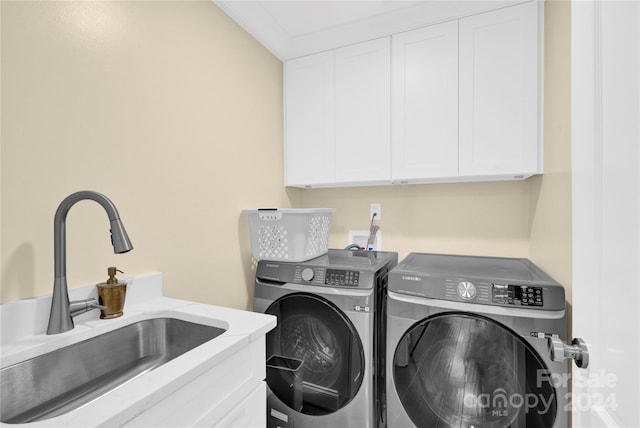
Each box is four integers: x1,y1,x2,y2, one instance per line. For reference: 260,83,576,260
1,1,571,313
302,0,573,303
530,0,572,312
0,1,300,308
302,181,531,260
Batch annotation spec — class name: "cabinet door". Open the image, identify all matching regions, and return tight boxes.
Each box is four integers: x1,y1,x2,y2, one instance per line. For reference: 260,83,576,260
391,21,459,181
284,51,335,186
335,38,391,183
459,1,541,177
213,382,266,428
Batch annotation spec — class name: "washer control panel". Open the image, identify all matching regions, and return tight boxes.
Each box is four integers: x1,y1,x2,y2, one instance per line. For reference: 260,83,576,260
301,268,315,282
293,267,360,287
325,269,359,287
457,281,477,300
492,284,543,307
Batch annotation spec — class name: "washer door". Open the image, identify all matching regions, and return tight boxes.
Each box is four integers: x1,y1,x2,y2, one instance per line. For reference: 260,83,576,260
393,313,557,428
265,293,365,416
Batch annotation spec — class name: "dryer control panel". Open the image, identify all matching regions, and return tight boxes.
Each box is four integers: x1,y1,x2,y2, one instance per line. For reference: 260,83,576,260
492,284,543,307
388,253,565,311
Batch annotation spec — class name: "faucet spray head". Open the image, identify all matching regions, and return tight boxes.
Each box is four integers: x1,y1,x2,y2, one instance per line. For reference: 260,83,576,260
110,219,133,253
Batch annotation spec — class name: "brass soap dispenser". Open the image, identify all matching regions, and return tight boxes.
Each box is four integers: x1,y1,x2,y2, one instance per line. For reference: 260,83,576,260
96,267,127,319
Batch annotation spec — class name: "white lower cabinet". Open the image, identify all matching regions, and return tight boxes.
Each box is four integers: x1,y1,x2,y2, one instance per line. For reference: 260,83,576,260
122,338,267,428
214,382,266,428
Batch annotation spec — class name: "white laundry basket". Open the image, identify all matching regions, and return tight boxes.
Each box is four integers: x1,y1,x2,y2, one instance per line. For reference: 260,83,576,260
242,208,335,262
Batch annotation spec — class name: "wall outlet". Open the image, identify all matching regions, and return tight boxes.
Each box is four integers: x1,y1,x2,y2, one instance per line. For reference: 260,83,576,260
370,203,382,221
348,229,382,251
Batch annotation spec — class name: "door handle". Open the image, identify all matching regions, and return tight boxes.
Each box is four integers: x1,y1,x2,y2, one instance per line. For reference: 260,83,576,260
548,337,589,368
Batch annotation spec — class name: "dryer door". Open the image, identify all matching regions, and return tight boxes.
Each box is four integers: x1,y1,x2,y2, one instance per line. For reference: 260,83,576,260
393,313,557,428
265,292,365,416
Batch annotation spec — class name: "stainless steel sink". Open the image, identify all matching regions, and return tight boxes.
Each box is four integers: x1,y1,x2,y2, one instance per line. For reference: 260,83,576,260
0,317,226,424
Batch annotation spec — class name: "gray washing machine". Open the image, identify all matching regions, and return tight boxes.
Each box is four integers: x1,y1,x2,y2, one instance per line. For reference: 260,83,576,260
254,249,397,428
386,253,569,428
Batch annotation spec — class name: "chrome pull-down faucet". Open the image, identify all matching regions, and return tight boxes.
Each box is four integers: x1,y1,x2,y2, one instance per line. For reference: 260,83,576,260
47,191,133,335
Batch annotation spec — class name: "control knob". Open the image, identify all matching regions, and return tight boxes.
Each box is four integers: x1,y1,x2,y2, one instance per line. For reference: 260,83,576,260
457,281,477,300
301,268,315,282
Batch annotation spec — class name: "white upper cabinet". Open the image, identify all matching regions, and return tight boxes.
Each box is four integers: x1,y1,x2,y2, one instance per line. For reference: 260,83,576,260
285,38,391,187
335,38,391,183
459,1,541,177
391,20,459,182
285,51,335,186
284,1,542,188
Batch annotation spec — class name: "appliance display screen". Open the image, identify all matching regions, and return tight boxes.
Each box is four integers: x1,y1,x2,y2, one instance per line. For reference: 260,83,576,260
492,284,543,306
325,269,359,287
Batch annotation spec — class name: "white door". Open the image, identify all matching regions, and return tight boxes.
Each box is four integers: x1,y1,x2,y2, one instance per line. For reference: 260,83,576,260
335,38,390,184
458,1,541,178
284,51,335,186
391,20,458,182
571,1,640,427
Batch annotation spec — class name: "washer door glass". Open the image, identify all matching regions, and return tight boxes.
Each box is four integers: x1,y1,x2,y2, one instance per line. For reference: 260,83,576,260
393,313,557,428
266,293,365,416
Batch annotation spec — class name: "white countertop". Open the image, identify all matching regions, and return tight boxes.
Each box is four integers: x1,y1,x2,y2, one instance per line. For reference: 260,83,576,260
0,272,276,427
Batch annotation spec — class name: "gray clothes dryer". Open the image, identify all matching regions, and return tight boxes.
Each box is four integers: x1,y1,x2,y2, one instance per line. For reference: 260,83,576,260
386,253,569,428
254,249,397,428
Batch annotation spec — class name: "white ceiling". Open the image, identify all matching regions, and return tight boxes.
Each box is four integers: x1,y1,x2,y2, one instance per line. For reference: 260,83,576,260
214,0,526,60
256,1,423,37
